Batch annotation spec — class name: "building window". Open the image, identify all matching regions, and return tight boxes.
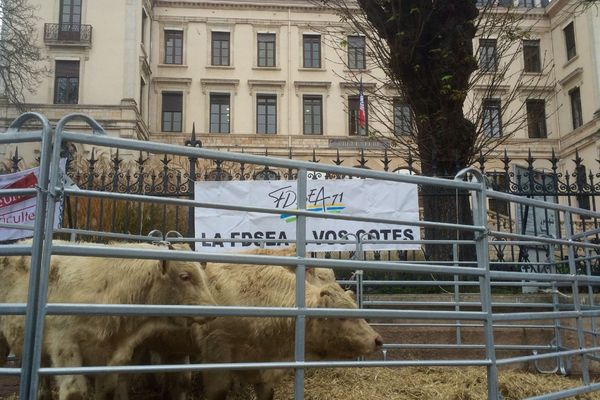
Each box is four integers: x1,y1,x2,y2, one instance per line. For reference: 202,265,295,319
59,0,82,41
164,30,183,65
523,40,541,73
139,78,145,118
54,60,80,104
348,95,368,136
211,32,230,66
564,22,576,61
569,87,583,129
257,33,276,67
303,95,323,135
482,99,502,137
518,0,535,7
209,93,230,134
479,39,497,72
526,100,547,138
162,92,183,132
394,99,414,135
257,94,277,134
303,35,321,68
348,36,366,70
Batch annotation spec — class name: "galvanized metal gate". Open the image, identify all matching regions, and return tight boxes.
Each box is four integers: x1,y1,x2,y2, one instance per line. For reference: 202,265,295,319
1,112,600,399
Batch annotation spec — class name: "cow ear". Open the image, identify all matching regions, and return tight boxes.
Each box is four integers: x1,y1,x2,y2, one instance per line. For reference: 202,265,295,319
319,288,334,307
345,289,356,300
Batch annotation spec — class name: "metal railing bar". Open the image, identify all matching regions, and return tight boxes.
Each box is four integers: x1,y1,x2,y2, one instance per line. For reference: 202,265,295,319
0,222,35,231
496,346,600,366
0,368,22,376
557,325,600,336
62,188,483,233
363,301,558,309
48,244,488,276
0,304,27,315
54,228,163,242
383,344,555,351
493,309,600,322
371,322,554,329
349,280,555,287
0,245,33,256
43,303,489,320
487,189,600,220
38,358,493,376
59,131,483,191
572,227,600,240
0,188,38,197
490,270,600,283
525,382,600,400
491,230,600,249
525,383,600,400
0,131,43,144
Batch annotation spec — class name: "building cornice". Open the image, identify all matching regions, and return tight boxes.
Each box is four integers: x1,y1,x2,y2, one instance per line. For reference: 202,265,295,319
516,83,556,93
293,81,332,89
200,79,240,94
248,79,287,87
559,67,583,87
339,82,377,90
557,116,600,157
153,0,333,13
472,84,512,93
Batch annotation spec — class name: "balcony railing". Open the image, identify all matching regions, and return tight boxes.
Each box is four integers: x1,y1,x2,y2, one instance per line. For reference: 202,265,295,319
44,23,92,46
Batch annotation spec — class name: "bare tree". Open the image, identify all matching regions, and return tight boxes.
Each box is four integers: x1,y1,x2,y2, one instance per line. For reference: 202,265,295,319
0,0,46,110
314,0,584,260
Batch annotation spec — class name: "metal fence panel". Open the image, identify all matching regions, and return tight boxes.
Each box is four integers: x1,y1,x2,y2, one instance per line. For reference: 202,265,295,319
2,112,600,399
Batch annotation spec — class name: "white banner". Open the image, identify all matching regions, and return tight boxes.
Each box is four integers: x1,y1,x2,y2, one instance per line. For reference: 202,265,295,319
195,179,420,252
0,164,64,242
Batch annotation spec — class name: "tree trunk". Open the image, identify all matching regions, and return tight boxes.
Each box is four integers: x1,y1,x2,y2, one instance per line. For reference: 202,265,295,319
421,185,475,262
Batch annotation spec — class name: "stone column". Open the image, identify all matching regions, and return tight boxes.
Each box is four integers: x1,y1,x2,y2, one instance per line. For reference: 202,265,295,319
589,11,600,118
123,0,139,103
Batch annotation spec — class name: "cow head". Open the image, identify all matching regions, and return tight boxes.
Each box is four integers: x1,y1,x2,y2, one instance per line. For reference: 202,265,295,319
305,282,382,359
150,243,217,326
306,267,336,287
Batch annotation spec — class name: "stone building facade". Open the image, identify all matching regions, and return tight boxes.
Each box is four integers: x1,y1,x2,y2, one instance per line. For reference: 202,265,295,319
0,0,599,180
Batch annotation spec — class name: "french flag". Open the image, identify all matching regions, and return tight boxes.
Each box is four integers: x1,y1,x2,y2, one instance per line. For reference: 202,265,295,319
358,78,366,130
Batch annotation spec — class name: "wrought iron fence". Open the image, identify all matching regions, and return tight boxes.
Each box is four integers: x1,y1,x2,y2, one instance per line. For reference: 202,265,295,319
4,135,600,276
43,23,93,45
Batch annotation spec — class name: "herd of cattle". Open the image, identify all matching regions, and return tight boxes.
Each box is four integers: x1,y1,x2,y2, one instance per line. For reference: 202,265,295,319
0,241,383,400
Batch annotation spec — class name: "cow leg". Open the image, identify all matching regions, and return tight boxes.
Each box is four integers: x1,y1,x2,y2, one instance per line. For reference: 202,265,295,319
114,377,130,400
49,342,87,400
202,370,231,400
37,375,53,400
160,354,190,400
0,331,8,365
94,374,118,400
254,382,275,400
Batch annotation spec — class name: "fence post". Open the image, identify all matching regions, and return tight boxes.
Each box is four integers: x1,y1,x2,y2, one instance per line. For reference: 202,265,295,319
455,167,499,400
5,113,52,400
185,124,201,249
21,114,106,400
294,167,307,400
453,243,462,346
547,239,568,374
564,212,591,384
